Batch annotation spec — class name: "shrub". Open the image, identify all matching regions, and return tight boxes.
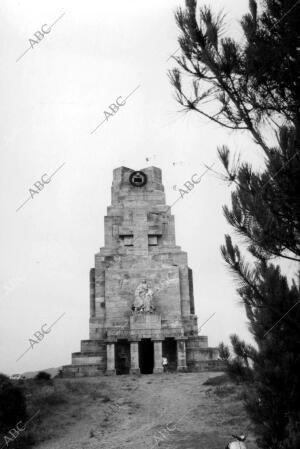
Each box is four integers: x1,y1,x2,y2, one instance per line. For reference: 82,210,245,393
203,374,230,386
0,373,27,429
42,391,67,406
35,371,51,382
214,385,236,398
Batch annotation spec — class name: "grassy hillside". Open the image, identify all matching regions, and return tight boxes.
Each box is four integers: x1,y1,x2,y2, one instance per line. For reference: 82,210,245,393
0,373,257,449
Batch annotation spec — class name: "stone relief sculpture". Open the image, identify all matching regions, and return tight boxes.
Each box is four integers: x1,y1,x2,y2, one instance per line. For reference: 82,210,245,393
133,279,156,313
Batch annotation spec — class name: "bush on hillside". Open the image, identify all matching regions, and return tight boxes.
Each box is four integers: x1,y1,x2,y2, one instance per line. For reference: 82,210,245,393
34,371,51,382
0,373,27,429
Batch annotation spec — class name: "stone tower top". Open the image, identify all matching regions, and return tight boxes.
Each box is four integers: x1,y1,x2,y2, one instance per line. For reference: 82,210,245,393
111,166,165,207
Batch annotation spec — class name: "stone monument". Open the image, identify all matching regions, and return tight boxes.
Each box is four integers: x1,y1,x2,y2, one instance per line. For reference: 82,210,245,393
62,166,222,376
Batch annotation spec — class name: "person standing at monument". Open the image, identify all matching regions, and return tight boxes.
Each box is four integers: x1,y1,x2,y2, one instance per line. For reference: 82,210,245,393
162,356,168,372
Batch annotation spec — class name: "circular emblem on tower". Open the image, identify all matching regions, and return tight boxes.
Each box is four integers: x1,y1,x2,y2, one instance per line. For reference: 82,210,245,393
129,171,147,187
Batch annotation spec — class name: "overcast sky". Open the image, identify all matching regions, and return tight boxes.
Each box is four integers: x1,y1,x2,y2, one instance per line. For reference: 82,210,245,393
1,0,285,375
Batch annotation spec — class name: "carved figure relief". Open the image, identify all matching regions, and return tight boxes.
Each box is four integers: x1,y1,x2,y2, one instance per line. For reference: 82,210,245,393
132,279,156,313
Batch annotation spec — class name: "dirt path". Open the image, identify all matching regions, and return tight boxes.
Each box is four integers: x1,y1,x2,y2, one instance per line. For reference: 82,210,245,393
34,372,257,449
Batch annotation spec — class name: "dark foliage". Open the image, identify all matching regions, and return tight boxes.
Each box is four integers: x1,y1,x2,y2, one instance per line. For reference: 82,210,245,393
203,373,229,386
0,373,27,430
170,1,300,447
34,371,51,382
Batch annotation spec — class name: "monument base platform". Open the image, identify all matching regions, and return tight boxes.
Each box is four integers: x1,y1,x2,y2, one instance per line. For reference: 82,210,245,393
187,359,225,372
60,334,223,377
60,363,105,378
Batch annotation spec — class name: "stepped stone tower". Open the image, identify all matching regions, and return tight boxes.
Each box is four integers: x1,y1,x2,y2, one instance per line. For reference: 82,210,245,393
62,166,221,376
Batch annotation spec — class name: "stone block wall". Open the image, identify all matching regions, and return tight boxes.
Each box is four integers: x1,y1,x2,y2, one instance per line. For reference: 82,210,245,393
103,265,183,325
186,336,221,371
61,364,105,377
187,360,225,372
81,340,106,353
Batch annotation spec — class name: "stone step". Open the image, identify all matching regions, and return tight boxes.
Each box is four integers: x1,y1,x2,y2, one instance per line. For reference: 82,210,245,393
80,339,106,353
61,363,105,377
72,351,106,366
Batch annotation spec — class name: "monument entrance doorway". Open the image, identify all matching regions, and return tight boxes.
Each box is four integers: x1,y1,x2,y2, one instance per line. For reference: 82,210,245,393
116,340,130,375
163,338,177,371
139,339,154,374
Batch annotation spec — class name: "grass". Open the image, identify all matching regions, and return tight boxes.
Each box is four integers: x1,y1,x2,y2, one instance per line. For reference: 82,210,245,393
0,377,114,448
202,374,230,386
198,373,258,448
214,385,237,398
0,373,256,449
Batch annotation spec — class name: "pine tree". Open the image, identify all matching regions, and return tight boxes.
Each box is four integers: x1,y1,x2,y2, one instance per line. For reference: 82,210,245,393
169,1,300,447
219,242,300,447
